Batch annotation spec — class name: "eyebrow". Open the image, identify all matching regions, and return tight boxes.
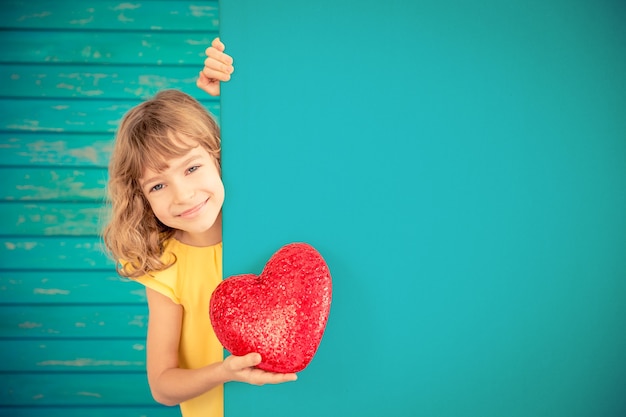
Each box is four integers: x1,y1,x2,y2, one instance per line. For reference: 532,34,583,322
140,154,202,189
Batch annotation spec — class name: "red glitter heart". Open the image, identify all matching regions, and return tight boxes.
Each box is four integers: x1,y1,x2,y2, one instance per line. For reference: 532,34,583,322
209,242,332,373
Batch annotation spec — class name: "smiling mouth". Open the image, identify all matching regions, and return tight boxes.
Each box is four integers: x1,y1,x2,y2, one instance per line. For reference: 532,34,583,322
178,198,209,218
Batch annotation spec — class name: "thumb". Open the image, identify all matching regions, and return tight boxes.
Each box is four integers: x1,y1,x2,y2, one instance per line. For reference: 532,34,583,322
240,352,262,368
225,352,262,372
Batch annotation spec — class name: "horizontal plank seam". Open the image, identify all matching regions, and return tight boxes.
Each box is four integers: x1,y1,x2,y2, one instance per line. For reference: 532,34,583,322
0,62,204,70
0,199,109,204
0,405,165,409
0,369,146,374
0,301,144,306
0,95,219,103
0,235,107,238
0,27,219,35
0,268,117,273
0,337,147,342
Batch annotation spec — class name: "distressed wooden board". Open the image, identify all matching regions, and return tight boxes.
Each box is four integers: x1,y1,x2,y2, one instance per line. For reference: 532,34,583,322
0,98,133,133
0,237,113,270
0,133,113,167
1,202,107,235
0,271,145,304
0,98,220,133
0,64,209,100
0,167,107,201
0,373,154,406
2,0,219,32
0,406,178,417
1,31,215,65
0,339,146,372
0,305,147,338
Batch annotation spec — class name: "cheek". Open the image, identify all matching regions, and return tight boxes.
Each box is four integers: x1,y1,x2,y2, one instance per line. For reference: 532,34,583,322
209,180,225,209
145,195,169,221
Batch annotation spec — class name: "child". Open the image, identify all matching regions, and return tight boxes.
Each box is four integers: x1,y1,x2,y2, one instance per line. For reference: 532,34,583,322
103,38,297,417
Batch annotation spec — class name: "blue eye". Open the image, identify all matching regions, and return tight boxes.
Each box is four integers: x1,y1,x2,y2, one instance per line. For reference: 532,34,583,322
187,165,200,174
150,184,164,192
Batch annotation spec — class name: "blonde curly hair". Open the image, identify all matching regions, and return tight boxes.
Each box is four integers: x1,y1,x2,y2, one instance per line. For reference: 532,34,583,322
103,89,221,278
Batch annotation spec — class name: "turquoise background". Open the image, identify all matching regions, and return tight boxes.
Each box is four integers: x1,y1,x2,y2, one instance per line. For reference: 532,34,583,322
221,0,626,416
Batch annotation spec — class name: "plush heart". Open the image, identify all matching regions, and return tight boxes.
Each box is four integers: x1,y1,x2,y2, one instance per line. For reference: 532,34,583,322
209,242,332,373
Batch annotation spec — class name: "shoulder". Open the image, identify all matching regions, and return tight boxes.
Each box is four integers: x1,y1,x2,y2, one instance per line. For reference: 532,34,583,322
134,239,184,303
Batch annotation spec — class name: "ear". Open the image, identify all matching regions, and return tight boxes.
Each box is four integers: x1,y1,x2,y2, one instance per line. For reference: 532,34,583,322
213,155,222,175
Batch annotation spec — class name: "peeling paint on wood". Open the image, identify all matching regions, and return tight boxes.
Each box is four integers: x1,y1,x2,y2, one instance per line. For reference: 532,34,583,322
0,407,178,417
0,373,155,405
0,271,145,304
0,237,113,269
2,203,107,235
0,1,219,412
0,98,219,132
2,31,215,65
1,305,148,338
0,133,114,166
2,167,108,201
33,288,70,295
4,1,218,31
1,340,146,371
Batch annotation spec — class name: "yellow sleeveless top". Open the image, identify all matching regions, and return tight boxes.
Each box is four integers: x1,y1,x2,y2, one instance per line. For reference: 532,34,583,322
136,239,223,417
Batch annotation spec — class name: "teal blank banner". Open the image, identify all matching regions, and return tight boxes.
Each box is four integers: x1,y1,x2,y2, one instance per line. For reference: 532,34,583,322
220,1,626,416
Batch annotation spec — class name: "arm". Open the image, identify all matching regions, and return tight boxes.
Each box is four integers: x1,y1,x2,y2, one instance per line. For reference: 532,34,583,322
197,37,234,96
145,288,297,406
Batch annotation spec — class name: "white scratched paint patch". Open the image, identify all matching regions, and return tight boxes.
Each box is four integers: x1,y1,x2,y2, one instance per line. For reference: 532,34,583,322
114,3,140,11
3,241,38,250
33,288,70,295
128,315,146,328
37,359,144,367
77,392,102,398
19,321,42,329
117,13,134,23
189,5,216,17
70,16,94,25
18,12,51,22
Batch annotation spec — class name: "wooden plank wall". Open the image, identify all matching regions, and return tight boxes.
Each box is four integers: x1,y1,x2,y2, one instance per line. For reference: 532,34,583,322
0,1,219,415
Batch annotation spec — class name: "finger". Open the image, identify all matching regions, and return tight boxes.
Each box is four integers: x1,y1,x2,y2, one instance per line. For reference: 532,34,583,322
201,67,231,82
212,37,225,52
205,49,234,68
203,57,233,77
252,371,298,385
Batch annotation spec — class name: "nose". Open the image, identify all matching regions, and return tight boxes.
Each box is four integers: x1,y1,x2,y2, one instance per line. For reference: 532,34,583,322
172,181,195,204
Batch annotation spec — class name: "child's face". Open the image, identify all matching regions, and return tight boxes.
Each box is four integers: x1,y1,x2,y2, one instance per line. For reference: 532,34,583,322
140,144,224,246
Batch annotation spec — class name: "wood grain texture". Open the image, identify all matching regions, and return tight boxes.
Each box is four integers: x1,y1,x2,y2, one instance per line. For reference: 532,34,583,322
0,64,210,99
0,373,154,405
0,271,145,304
3,0,219,31
0,305,147,338
0,1,220,413
1,31,216,65
0,237,113,269
0,407,178,417
0,98,220,133
0,133,113,167
0,167,108,201
0,339,146,371
1,202,107,235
